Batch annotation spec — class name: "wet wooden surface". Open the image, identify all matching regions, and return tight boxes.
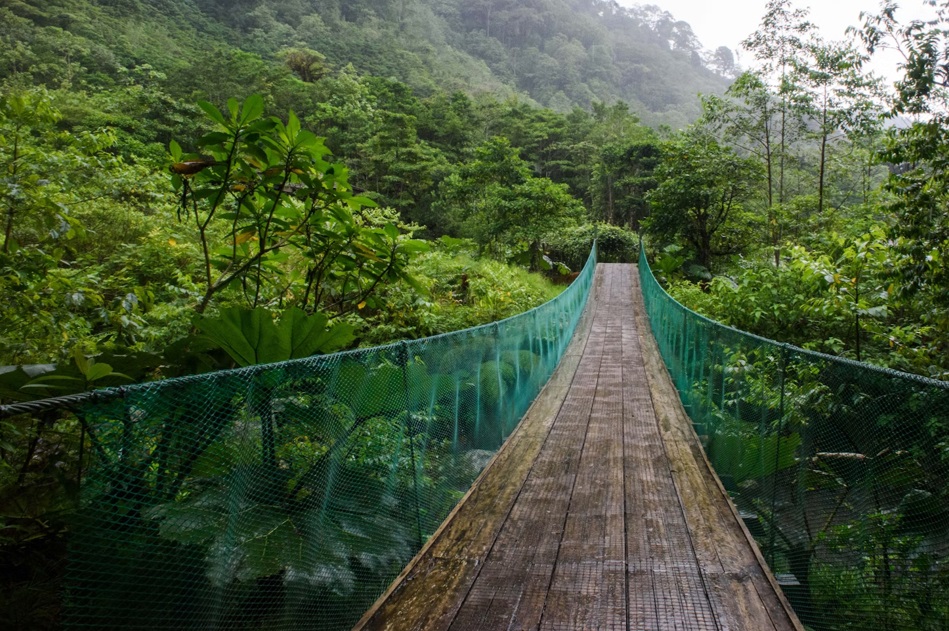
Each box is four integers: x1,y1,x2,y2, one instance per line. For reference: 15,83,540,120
355,264,802,631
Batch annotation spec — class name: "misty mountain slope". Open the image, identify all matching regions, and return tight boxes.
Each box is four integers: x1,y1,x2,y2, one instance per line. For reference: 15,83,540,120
0,0,729,126
192,0,729,125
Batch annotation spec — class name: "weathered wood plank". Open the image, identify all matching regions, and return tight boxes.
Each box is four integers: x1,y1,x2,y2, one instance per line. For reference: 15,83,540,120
539,268,626,631
450,269,613,630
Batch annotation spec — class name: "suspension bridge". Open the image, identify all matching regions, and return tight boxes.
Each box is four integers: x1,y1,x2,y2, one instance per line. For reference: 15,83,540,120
4,246,947,630
354,264,799,631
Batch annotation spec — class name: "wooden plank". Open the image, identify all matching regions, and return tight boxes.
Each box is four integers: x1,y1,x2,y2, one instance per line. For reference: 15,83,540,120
607,264,712,631
539,267,626,631
621,266,662,631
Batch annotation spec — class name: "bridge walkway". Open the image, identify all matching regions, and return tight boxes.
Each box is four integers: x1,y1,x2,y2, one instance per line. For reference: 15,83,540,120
355,264,802,631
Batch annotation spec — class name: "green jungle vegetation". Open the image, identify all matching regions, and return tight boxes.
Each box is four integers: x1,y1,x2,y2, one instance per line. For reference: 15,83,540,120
0,0,948,627
638,3,949,628
652,2,949,382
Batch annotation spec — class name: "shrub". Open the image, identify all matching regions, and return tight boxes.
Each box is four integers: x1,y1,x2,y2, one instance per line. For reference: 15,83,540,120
546,222,638,270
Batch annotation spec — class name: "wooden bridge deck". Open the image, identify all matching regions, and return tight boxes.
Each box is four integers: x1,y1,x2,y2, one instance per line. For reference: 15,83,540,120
354,264,802,631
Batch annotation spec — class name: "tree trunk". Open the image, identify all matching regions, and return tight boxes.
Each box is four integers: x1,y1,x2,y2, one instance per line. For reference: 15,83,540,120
2,206,14,254
529,239,541,272
818,96,828,215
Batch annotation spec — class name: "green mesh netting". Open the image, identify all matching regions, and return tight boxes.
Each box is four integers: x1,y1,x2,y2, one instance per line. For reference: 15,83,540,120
54,246,596,630
639,246,949,631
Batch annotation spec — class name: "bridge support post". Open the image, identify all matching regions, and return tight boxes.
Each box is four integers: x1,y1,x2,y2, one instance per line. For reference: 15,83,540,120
494,322,504,442
400,340,424,549
768,344,789,567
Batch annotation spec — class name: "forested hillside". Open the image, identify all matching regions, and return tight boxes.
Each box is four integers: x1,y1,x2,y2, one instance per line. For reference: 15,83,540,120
192,0,731,126
0,0,670,367
0,0,730,127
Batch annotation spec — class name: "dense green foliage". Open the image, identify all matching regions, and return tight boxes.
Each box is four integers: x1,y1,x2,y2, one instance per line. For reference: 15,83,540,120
359,238,565,345
3,0,949,627
194,0,729,126
642,0,949,383
0,0,729,128
645,126,762,269
547,222,640,270
0,0,663,371
635,6,949,626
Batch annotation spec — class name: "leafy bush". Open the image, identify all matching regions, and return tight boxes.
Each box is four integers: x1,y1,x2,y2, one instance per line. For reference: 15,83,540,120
546,222,639,270
358,238,563,346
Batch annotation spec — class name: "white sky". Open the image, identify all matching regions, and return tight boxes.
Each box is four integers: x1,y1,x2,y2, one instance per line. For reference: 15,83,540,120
618,0,940,81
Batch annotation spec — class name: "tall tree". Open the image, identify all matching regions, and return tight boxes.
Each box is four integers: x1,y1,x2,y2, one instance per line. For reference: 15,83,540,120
645,125,763,271
436,136,582,269
703,73,801,265
590,140,661,230
794,37,882,215
858,1,949,330
735,0,814,264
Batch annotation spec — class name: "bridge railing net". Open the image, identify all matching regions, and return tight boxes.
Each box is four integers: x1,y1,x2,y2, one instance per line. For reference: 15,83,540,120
639,247,949,631
56,245,596,630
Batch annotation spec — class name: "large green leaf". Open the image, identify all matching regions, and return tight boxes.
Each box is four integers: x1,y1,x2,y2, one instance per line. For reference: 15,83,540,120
0,364,56,402
711,430,801,484
277,308,355,359
196,100,227,128
736,433,801,483
148,463,410,594
195,307,355,367
240,94,265,125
